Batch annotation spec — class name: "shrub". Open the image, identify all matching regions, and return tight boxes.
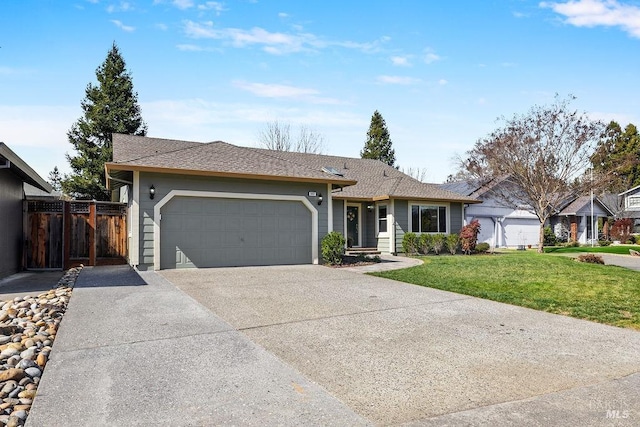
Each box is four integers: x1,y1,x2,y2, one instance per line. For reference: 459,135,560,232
476,242,490,253
432,234,445,255
577,254,604,265
446,233,459,255
598,240,612,247
418,233,433,255
321,231,346,265
564,240,580,248
543,226,557,246
611,218,633,243
402,232,419,255
460,219,481,254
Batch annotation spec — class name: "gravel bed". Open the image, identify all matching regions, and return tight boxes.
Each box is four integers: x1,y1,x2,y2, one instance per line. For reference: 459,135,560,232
0,267,81,427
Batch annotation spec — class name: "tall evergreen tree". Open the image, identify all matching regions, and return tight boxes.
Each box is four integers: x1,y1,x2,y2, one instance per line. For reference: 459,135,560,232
591,121,640,192
47,166,62,192
62,42,147,200
361,110,396,166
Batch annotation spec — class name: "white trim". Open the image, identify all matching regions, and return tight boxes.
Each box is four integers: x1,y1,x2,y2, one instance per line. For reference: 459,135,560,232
131,171,140,266
346,203,362,247
376,203,390,237
327,183,333,233
408,201,451,234
153,190,318,270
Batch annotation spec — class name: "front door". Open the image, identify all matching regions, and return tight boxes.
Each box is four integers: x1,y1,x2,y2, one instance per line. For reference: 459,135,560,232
346,204,360,247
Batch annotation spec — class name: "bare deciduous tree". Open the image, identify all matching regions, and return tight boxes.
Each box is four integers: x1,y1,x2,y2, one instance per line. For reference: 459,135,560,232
258,120,325,154
402,167,429,182
459,95,606,252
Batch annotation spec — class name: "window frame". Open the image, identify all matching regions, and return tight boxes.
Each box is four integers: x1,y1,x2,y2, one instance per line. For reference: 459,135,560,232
627,195,640,209
408,202,450,234
376,203,389,236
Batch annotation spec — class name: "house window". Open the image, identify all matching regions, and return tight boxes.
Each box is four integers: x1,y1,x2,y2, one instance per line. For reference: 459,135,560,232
378,205,387,233
411,205,447,233
628,195,640,209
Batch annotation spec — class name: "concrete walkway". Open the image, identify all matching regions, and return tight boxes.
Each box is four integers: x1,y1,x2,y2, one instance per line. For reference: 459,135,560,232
339,254,423,273
22,263,640,426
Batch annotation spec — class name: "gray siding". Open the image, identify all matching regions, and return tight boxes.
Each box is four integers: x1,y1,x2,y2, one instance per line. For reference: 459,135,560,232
394,200,408,254
0,172,23,278
332,199,344,235
450,202,463,234
137,172,328,270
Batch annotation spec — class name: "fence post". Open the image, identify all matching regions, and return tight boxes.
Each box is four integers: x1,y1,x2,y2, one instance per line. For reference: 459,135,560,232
89,202,96,266
63,202,71,269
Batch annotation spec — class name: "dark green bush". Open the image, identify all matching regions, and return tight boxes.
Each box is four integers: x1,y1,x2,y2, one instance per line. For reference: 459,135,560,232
475,242,490,253
322,231,346,265
543,226,557,246
598,240,612,247
564,240,580,248
402,232,419,254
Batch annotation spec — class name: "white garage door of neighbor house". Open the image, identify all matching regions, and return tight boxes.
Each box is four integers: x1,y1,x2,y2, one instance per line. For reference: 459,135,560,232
160,197,312,269
502,218,539,247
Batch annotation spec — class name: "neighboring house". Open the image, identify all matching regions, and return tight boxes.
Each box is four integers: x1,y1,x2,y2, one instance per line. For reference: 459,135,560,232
0,143,52,279
106,134,480,270
441,180,540,248
442,180,614,247
618,185,640,233
550,195,614,244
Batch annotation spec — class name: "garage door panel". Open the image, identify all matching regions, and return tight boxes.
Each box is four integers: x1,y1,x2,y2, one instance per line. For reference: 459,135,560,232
161,196,312,269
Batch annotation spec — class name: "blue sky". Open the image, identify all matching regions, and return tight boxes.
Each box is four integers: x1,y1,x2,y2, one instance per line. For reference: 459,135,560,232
2,0,640,183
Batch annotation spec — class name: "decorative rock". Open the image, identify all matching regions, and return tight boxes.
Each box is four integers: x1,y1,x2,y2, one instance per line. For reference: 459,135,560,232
17,359,36,370
10,409,28,420
12,405,30,412
0,335,11,345
0,369,24,382
24,367,41,378
6,416,20,427
19,349,35,361
7,356,20,367
0,348,19,359
17,390,35,400
1,381,17,395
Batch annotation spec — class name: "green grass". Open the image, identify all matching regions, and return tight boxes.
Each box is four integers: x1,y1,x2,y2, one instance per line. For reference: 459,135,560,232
372,252,640,330
544,245,638,255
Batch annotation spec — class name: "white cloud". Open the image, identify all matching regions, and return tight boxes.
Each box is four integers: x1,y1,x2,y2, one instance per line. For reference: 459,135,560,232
376,75,421,85
540,0,640,38
198,1,226,14
173,0,194,9
438,79,448,85
232,81,343,104
183,20,387,54
278,12,289,18
156,23,168,31
424,52,441,64
111,19,135,32
106,1,132,13
391,56,411,66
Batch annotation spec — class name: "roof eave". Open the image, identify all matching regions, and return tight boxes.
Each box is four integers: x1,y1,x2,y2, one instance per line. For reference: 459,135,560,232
105,163,358,188
0,143,52,192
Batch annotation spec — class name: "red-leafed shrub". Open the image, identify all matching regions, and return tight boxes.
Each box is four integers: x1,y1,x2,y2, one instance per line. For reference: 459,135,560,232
460,219,481,255
611,218,633,243
577,254,604,265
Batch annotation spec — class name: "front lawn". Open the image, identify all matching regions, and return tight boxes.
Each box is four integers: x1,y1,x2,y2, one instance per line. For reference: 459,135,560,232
372,252,640,330
544,245,638,255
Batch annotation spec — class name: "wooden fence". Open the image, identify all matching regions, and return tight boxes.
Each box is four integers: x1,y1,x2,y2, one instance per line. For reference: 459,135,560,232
24,200,127,269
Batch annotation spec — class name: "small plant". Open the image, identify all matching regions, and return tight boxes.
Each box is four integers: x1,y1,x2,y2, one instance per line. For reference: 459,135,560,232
543,226,557,246
402,232,419,255
577,254,604,265
460,219,481,254
564,240,580,248
475,242,490,253
611,218,633,243
446,233,459,255
418,233,433,255
598,240,612,247
432,234,445,255
322,231,346,265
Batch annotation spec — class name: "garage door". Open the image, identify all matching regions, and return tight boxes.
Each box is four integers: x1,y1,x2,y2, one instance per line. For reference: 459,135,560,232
160,197,312,269
502,218,539,247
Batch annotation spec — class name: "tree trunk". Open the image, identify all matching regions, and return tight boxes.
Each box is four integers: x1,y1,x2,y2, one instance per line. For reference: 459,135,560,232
538,222,545,253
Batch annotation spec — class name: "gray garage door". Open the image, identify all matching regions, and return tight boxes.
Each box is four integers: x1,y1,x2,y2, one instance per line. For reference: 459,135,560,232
160,197,312,269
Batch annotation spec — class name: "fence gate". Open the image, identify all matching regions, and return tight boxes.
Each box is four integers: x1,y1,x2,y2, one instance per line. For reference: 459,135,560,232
24,200,127,270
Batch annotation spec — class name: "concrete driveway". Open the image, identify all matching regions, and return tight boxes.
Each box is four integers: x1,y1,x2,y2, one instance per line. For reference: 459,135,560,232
160,265,640,426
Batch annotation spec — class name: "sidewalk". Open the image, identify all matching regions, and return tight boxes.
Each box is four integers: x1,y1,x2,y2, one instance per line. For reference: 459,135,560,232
25,265,366,426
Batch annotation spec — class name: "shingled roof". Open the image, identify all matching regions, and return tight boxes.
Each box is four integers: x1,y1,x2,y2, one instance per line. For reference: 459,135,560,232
106,134,479,203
